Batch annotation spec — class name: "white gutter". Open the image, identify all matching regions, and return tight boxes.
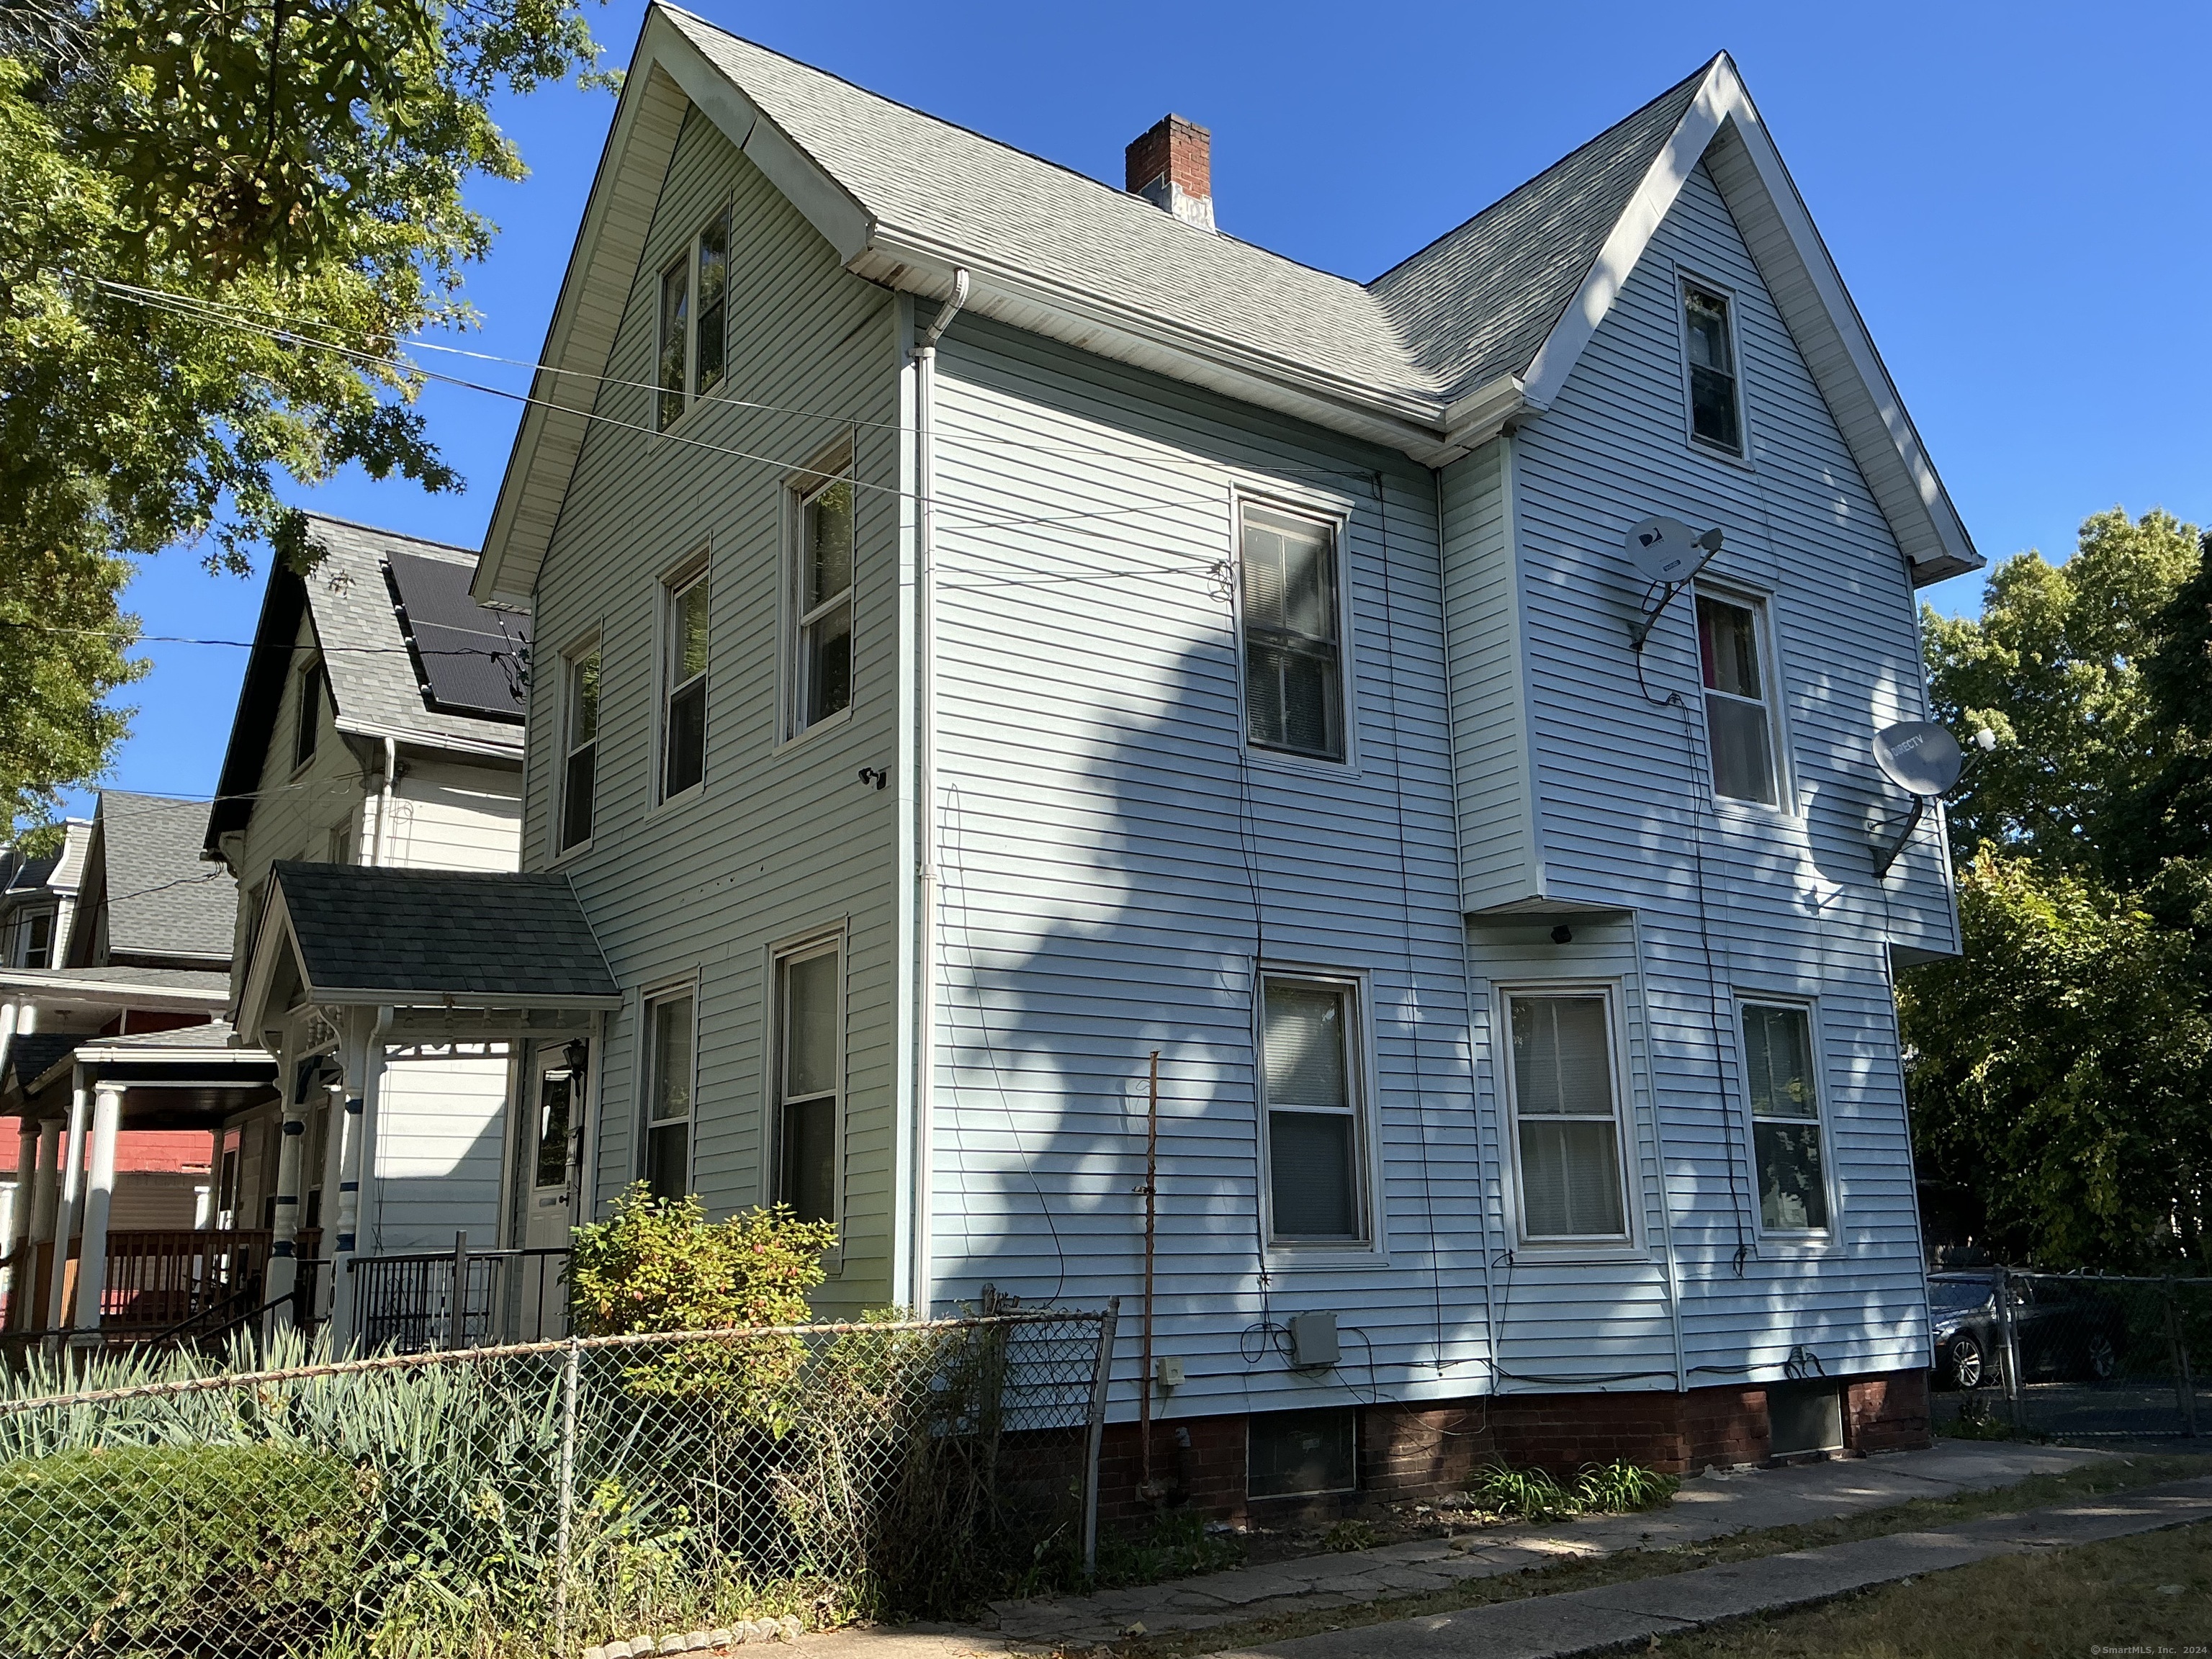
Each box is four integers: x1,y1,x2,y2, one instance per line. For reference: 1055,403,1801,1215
909,267,968,1315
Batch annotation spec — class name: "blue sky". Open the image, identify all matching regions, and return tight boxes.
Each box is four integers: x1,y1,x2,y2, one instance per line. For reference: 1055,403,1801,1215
76,0,2211,813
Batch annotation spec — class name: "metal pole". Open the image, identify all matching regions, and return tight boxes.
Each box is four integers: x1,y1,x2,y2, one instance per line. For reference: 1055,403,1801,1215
449,1231,469,1351
1080,1298,1121,1579
554,1334,582,1653
2165,1280,2199,1438
1138,1051,1159,1501
1995,1269,2026,1430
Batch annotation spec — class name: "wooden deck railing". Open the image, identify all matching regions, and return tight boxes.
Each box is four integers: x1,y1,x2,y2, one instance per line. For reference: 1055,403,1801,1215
0,1229,274,1334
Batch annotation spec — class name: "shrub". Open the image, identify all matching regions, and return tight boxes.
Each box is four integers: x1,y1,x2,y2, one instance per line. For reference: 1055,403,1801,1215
0,1442,367,1651
569,1184,836,1336
1572,1458,1680,1512
1469,1458,1678,1521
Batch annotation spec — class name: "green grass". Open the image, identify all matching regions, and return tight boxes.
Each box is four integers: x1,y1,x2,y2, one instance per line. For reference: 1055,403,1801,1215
1653,1519,2212,1658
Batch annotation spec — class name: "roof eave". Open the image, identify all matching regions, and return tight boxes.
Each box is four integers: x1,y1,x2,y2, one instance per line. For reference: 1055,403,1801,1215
299,986,625,1010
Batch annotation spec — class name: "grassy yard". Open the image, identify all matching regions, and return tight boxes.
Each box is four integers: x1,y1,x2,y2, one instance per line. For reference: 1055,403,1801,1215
1655,1519,2212,1658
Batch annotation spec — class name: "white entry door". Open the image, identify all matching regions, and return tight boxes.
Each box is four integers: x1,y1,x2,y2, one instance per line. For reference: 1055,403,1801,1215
521,1047,584,1336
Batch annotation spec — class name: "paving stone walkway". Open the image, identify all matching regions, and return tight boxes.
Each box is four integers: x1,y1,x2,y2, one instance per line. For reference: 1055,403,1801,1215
800,1442,2114,1658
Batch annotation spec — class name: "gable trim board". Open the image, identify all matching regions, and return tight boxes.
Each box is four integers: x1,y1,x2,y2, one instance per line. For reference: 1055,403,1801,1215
477,13,1977,609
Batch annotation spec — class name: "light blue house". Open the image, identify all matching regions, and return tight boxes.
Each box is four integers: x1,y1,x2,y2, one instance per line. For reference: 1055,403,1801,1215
379,7,1980,1509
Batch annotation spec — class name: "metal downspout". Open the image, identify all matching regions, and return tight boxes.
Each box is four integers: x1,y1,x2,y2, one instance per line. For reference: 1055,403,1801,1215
372,737,397,866
910,269,969,1314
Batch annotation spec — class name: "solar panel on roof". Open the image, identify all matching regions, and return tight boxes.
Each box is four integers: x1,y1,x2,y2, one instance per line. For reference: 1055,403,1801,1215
383,549,532,721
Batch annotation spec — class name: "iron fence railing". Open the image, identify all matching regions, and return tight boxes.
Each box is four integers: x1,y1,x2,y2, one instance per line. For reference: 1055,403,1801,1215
0,1304,1120,1658
349,1237,571,1352
1928,1268,2208,1440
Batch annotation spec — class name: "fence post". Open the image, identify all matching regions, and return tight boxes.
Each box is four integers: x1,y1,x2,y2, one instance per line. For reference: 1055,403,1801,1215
2164,1280,2199,1439
1995,1269,2027,1431
554,1334,582,1653
1081,1298,1120,1580
447,1231,469,1351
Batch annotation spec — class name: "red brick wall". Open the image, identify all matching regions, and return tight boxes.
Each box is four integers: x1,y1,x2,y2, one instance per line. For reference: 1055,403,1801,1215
1094,1369,1930,1529
1123,114,1211,199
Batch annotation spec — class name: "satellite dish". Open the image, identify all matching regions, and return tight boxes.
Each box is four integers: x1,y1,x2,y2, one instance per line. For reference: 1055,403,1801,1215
1624,517,1725,585
1874,721,1964,799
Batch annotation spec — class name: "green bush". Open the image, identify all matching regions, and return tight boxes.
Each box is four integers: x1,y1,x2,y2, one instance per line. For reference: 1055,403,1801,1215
1468,1457,1678,1522
0,1442,367,1653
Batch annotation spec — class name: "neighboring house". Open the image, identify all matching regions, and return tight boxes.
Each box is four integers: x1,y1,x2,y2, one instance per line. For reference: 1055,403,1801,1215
204,516,541,1328
1,793,258,1336
249,12,1980,1503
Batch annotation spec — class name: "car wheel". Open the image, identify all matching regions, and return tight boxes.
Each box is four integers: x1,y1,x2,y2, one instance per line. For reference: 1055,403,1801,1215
1948,1334,1987,1390
2086,1333,2118,1381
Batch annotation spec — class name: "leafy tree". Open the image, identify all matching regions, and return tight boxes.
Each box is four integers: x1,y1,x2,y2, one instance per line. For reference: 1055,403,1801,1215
0,0,607,836
1922,507,2198,878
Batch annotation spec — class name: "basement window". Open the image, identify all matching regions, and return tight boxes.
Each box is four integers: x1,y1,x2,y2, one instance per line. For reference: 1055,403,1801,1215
1249,1408,1357,1498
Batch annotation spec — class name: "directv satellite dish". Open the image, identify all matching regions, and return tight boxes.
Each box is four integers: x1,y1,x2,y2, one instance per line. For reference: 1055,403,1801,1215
1873,721,1964,799
1625,517,1703,585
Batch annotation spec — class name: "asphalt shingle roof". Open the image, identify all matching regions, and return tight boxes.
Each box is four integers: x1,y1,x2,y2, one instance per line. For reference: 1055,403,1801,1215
273,863,618,1002
96,793,236,963
4,1033,79,1094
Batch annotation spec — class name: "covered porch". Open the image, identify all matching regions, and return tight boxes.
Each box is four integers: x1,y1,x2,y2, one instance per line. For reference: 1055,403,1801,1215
2,1022,282,1349
238,861,621,1352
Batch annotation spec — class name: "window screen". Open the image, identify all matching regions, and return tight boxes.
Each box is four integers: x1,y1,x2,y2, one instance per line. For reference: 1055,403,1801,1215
777,945,840,1223
1243,506,1344,761
1683,284,1741,452
644,995,693,1201
1696,593,1779,806
1262,979,1364,1244
1509,994,1628,1241
1743,1002,1827,1231
561,646,600,850
794,476,853,732
663,571,709,799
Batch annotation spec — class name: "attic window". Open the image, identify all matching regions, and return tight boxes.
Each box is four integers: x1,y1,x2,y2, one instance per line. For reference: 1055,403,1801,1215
1682,282,1743,454
293,660,326,770
657,210,730,430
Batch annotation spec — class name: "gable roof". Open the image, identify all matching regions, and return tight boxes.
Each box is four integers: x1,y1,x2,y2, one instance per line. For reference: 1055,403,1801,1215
249,863,621,1014
479,9,1977,602
67,792,237,966
206,516,529,851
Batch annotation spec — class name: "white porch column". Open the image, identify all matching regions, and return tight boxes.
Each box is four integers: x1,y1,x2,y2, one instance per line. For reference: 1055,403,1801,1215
45,1069,89,1332
70,1084,122,1336
325,1009,383,1351
7,1116,34,1259
262,1086,311,1328
0,1000,18,1087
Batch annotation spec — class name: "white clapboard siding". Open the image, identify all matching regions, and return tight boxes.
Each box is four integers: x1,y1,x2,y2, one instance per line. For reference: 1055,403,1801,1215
383,759,523,872
368,1053,510,1251
1496,160,1937,1381
526,106,904,1316
929,315,1493,1421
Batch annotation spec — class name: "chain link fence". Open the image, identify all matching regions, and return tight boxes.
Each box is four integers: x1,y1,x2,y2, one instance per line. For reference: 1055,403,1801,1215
1929,1269,2209,1440
0,1306,1118,1658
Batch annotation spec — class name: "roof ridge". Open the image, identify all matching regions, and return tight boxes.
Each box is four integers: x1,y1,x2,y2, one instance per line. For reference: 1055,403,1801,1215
1367,52,1722,292
300,511,482,561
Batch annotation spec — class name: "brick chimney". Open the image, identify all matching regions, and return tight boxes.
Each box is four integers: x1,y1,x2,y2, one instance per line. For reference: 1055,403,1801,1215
1125,114,1215,230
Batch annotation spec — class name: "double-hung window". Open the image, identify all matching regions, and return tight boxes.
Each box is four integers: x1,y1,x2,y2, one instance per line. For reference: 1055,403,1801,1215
13,908,53,968
774,941,840,1224
791,472,853,734
1682,282,1743,454
656,210,729,429
1261,976,1368,1245
661,565,709,800
294,660,325,770
559,643,601,851
1696,591,1781,806
1242,505,1344,761
1742,1002,1827,1232
642,992,694,1201
1506,992,1629,1243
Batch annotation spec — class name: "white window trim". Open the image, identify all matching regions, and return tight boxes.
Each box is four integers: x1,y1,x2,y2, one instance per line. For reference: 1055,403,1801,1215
290,657,327,776
1254,963,1387,1264
1692,580,1795,816
1496,980,1642,1255
1673,263,1753,468
778,447,859,750
637,977,701,1199
652,551,711,811
553,631,602,860
1229,487,1361,777
653,205,731,436
766,922,848,1256
1735,993,1840,1247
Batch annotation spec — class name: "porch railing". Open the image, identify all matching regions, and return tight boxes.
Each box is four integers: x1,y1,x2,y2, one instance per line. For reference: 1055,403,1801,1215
0,1228,273,1335
350,1238,570,1353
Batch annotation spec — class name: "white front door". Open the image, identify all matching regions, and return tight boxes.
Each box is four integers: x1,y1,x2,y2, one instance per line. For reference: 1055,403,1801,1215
520,1048,583,1336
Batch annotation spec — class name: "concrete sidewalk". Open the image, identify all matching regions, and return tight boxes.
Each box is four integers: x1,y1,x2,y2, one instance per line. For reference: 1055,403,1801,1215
1224,1473,2212,1659
801,1442,2113,1658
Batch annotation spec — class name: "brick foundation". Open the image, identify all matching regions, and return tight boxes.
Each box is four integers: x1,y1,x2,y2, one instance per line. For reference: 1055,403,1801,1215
1097,1369,1930,1529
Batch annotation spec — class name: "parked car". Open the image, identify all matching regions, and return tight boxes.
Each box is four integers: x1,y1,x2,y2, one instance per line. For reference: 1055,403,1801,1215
1928,1272,2126,1389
